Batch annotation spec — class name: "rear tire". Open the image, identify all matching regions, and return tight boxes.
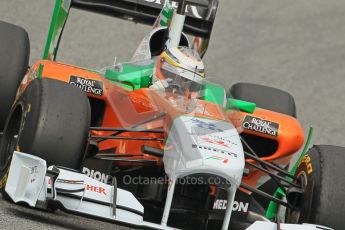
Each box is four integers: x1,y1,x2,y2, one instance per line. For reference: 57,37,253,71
0,78,90,197
230,83,296,117
286,145,345,229
0,21,30,131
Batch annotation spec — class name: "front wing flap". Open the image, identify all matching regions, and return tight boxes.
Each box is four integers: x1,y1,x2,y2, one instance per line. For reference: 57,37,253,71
5,151,174,230
4,151,333,230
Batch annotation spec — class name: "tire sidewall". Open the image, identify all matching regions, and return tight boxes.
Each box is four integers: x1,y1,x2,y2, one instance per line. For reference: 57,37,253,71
0,21,30,130
0,78,90,195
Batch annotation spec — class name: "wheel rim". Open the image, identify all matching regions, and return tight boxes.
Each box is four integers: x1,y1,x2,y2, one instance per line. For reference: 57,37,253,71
286,171,308,224
0,105,23,171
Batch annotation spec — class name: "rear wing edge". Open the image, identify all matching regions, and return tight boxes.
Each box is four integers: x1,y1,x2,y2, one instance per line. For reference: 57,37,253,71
43,0,219,61
71,0,219,38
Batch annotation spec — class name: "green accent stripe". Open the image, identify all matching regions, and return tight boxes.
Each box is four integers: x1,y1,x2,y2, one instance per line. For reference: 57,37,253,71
226,98,256,113
289,127,314,176
43,0,71,60
159,5,173,27
202,82,226,106
37,64,44,78
265,127,314,219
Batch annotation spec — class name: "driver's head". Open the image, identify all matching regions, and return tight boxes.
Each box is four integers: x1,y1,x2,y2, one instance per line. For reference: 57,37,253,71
155,47,205,96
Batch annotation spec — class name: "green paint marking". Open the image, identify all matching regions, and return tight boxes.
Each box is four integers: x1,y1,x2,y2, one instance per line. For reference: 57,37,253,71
226,98,256,113
159,4,173,26
104,63,154,90
265,188,285,219
206,156,223,160
43,0,71,60
160,20,167,26
202,82,226,106
37,64,44,78
43,0,62,59
290,127,314,176
265,127,314,219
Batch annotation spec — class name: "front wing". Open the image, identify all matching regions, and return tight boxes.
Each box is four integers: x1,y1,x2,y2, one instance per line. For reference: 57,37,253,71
4,151,332,230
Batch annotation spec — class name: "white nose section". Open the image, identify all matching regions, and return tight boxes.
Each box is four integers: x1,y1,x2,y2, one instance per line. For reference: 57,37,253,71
163,116,245,185
162,115,245,229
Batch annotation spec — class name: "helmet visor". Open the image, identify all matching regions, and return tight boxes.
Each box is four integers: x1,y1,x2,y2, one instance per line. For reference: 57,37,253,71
160,62,203,94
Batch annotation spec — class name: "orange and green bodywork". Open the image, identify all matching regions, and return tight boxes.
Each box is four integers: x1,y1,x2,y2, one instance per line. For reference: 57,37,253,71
17,0,309,221
20,59,305,183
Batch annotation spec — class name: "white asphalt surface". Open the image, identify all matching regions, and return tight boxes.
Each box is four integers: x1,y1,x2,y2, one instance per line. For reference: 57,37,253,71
1,0,345,229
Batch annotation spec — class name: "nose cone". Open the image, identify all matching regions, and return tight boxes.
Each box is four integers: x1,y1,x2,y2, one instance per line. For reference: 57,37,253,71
163,116,245,186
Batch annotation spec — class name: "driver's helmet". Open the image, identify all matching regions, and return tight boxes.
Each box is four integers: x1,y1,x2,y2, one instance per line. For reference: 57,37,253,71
154,46,205,95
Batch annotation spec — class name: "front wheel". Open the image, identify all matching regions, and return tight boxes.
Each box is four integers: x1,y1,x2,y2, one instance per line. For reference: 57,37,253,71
0,78,90,197
0,21,30,130
286,145,345,229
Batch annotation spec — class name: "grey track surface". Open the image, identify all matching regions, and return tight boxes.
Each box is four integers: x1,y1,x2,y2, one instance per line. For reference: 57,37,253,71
1,0,345,229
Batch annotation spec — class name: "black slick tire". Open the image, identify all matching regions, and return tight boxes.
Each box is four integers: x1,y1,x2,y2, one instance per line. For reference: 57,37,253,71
0,21,30,130
0,78,90,198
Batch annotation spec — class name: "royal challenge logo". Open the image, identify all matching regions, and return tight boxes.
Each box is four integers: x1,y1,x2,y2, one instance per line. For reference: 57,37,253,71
242,116,279,137
69,76,103,96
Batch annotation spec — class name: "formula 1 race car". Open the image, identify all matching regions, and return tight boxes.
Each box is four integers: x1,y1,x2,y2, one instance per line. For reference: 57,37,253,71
0,0,344,229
